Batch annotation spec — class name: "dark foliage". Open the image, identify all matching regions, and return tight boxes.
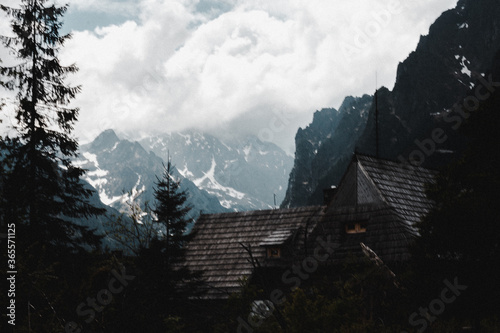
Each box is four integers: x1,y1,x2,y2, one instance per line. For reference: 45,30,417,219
98,161,204,332
0,1,104,330
0,0,105,252
412,52,500,327
153,161,194,256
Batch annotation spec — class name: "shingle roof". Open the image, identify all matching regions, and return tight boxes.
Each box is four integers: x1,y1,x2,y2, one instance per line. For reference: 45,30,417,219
313,154,437,263
312,203,416,264
184,154,437,299
355,154,436,231
184,206,325,299
259,227,295,246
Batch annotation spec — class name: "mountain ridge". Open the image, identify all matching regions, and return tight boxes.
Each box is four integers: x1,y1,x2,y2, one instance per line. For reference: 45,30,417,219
139,129,293,211
282,0,500,207
77,128,293,217
282,94,373,207
77,129,228,223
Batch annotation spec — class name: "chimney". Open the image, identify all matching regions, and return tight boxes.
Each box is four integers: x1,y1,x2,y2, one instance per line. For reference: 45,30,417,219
323,186,337,205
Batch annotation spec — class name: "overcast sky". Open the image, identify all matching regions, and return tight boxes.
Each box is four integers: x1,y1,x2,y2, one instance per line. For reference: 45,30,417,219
0,0,458,153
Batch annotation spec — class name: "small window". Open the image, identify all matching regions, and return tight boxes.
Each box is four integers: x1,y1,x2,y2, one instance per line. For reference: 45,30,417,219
267,247,281,258
345,222,367,234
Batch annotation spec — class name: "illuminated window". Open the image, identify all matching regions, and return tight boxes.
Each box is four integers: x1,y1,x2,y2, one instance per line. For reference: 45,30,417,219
267,247,281,258
345,222,367,234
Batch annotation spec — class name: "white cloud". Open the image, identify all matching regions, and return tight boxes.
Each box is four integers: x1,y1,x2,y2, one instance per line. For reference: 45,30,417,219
1,0,458,153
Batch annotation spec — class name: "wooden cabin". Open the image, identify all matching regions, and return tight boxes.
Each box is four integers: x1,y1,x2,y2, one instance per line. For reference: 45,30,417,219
314,154,436,264
183,154,436,300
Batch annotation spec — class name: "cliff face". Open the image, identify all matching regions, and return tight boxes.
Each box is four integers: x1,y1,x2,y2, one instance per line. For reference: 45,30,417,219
282,95,372,207
358,0,500,162
283,0,500,207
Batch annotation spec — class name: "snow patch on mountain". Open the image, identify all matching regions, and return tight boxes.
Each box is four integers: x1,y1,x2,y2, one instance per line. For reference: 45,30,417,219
83,152,98,167
194,156,245,208
139,130,293,211
76,130,228,222
75,152,110,194
178,163,195,178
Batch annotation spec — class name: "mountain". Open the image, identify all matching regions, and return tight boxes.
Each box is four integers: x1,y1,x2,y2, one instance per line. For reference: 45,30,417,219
76,130,227,223
283,0,500,207
139,130,293,211
282,95,373,207
357,0,500,161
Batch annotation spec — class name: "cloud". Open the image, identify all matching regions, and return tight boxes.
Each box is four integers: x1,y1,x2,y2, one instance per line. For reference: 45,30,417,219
65,0,139,15
1,0,458,153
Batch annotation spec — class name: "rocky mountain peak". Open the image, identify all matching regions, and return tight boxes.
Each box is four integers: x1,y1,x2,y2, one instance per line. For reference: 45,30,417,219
89,128,120,151
283,0,500,207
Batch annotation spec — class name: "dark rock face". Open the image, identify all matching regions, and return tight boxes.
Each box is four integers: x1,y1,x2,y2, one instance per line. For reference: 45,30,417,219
358,0,500,162
282,95,373,207
284,0,500,207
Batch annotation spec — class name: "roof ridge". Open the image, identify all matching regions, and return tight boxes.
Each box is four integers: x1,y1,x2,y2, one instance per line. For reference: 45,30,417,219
198,205,325,218
355,153,438,173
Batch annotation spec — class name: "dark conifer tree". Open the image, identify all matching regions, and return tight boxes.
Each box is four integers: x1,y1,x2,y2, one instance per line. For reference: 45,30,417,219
0,2,104,331
153,160,193,260
0,0,104,250
115,161,203,332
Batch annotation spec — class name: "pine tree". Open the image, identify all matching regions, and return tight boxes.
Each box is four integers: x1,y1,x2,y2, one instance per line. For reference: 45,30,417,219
0,3,105,330
116,161,203,331
152,160,193,260
0,0,104,250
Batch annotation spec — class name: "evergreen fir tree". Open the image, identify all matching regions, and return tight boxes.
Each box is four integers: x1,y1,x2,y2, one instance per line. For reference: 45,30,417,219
0,3,105,330
116,161,203,331
153,160,193,260
0,0,104,250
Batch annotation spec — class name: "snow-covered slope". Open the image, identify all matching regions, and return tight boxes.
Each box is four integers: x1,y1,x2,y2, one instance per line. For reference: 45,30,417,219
76,130,227,221
139,130,293,211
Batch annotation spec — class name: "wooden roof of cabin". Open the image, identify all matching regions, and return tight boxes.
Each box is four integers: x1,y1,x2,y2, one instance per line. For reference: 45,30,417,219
355,154,437,232
184,154,437,299
311,203,416,264
184,206,325,299
313,154,437,263
329,154,436,235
